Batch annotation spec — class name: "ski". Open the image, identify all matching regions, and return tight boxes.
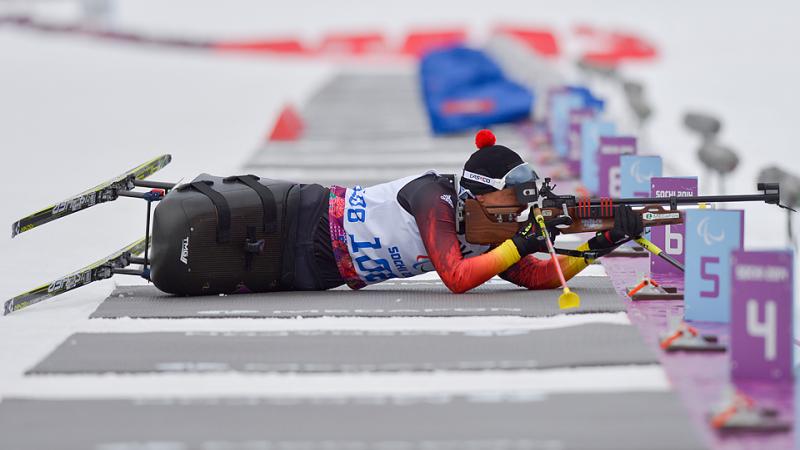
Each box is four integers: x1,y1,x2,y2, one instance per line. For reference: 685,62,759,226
3,237,147,315
11,154,172,237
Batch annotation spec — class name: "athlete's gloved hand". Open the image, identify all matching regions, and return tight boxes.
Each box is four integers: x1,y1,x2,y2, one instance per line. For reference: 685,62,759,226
610,205,644,241
588,205,643,250
511,219,559,257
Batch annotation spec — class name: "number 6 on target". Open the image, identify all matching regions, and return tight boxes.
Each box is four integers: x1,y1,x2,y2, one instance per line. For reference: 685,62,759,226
730,250,794,381
650,177,697,284
665,224,683,255
596,136,635,197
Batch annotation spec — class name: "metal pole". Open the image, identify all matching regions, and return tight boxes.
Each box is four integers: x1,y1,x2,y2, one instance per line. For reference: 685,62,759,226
597,193,778,206
132,179,177,190
144,200,151,273
634,237,685,272
112,268,146,276
117,191,149,199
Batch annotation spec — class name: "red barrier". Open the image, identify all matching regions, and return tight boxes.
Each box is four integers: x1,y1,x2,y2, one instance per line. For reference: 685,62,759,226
575,25,658,65
401,28,467,57
214,38,309,55
496,26,559,57
320,32,388,55
268,105,304,141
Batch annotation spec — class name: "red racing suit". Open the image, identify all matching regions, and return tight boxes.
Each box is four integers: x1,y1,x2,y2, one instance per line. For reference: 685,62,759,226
327,172,590,293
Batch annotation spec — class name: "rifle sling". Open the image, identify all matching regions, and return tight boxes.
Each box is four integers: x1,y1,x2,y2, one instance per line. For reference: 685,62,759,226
552,236,633,261
553,247,611,260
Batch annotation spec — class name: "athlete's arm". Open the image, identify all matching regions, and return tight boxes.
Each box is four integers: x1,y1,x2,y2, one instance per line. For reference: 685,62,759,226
500,205,644,289
415,198,521,293
499,245,590,289
400,176,520,294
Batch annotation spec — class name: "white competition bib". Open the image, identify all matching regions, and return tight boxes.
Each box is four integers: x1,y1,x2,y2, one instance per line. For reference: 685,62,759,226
343,172,487,285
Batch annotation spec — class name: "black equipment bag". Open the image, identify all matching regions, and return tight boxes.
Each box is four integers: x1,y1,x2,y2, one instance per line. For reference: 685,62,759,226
149,173,301,295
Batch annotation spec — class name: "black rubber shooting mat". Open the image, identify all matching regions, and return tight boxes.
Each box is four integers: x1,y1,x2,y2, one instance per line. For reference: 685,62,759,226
29,323,655,374
92,277,625,318
0,393,705,450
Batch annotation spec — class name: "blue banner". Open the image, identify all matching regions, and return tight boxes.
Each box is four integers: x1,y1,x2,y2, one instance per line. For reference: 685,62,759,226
566,85,605,111
420,47,534,134
684,209,744,323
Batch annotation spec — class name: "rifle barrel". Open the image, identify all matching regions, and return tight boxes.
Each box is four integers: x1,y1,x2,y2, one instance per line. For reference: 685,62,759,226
595,193,778,206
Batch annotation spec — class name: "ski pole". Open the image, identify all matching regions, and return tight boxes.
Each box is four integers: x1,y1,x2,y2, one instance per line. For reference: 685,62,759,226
634,236,685,272
533,206,580,309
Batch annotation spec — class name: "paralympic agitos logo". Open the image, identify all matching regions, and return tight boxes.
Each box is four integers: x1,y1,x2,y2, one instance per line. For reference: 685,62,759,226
412,255,433,272
696,217,726,246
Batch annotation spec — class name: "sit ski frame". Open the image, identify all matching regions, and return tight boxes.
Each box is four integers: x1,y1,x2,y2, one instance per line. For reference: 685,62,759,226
5,155,177,315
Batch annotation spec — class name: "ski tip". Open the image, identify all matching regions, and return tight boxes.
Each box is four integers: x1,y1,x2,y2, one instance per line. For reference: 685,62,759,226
11,221,20,238
157,154,172,166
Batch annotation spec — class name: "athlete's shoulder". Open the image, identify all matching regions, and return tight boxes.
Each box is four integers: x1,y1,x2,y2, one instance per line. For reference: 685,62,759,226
397,172,457,214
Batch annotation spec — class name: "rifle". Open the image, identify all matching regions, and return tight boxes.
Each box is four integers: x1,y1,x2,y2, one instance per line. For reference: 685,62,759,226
461,179,787,245
459,178,791,309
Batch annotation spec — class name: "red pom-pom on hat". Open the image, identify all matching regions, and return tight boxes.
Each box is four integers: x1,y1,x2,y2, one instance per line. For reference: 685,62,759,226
475,129,496,149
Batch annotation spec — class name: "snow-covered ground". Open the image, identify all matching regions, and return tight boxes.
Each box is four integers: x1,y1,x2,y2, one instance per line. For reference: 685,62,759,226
0,0,797,406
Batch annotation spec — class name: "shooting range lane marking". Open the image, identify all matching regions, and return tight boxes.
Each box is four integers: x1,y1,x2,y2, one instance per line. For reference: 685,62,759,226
0,391,704,450
28,323,656,375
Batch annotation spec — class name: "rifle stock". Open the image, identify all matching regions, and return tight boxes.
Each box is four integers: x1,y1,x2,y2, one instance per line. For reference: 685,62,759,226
464,195,682,245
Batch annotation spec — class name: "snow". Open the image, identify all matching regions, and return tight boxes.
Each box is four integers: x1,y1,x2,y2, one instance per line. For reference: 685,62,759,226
0,0,797,404
75,312,632,334
4,365,668,399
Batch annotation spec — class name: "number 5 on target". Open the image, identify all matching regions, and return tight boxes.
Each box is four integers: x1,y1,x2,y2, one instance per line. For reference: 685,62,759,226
684,209,743,322
730,250,794,381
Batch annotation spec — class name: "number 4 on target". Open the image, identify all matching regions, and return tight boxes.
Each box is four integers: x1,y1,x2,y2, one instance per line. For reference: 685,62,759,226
730,249,794,381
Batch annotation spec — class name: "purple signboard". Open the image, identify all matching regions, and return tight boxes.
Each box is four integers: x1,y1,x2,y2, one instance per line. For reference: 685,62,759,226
566,108,595,176
649,177,698,284
731,250,794,381
597,136,636,197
